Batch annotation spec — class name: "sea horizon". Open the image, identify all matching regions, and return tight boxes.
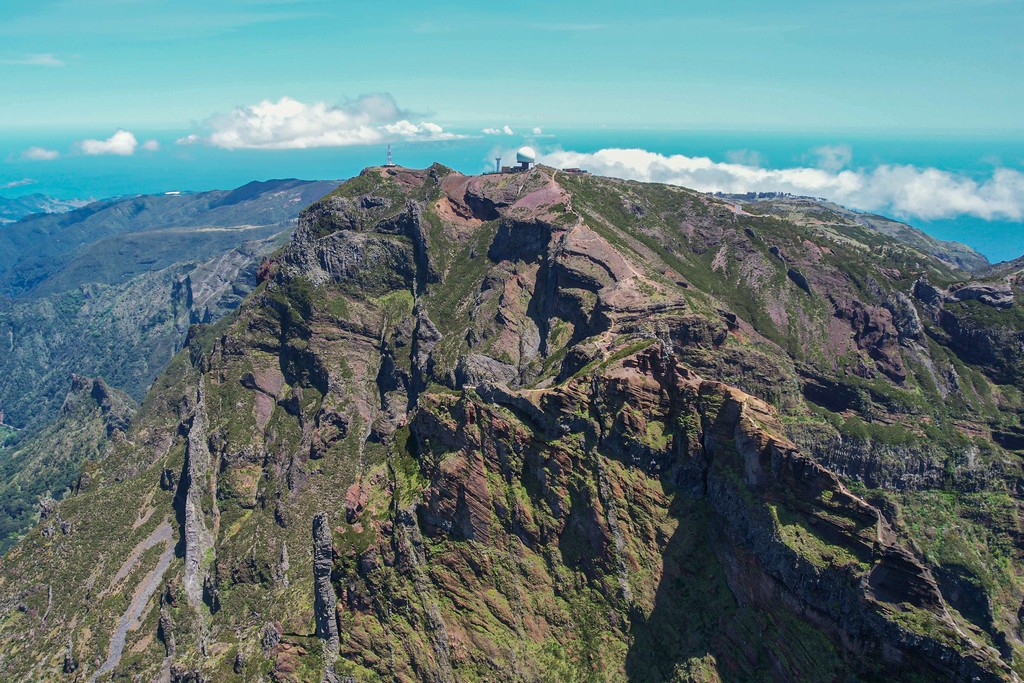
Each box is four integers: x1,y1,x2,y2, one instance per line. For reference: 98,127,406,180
3,127,1023,263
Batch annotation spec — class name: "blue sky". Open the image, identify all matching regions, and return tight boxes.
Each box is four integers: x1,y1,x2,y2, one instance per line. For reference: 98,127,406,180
1,0,1022,132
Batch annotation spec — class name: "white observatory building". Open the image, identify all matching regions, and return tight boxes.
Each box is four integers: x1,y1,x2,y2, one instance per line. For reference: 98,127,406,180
516,146,536,169
499,146,537,174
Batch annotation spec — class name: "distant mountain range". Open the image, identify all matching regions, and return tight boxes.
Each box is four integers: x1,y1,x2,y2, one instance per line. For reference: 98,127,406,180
0,177,338,550
0,178,338,429
0,192,89,224
0,179,339,297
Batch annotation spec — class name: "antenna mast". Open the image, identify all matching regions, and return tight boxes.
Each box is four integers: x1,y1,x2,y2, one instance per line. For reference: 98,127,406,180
387,144,393,166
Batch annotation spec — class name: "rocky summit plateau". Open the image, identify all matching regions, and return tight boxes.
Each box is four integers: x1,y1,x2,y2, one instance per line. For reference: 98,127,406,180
3,163,1024,682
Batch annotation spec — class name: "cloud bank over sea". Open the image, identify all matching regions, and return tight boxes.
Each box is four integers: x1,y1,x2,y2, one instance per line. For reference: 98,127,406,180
541,146,1024,223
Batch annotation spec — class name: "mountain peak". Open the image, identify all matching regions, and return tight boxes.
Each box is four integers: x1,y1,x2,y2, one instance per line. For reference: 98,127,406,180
0,166,1022,681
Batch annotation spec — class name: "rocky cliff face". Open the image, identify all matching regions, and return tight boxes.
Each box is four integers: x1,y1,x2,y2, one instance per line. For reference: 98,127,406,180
1,164,1022,682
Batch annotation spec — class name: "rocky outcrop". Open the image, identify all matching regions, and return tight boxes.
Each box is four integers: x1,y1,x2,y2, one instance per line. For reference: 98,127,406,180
914,277,1024,384
835,299,907,381
63,637,78,674
169,666,211,683
787,267,811,293
179,383,216,610
948,281,1015,308
286,227,416,293
260,621,282,655
411,306,442,397
454,353,518,386
158,602,176,657
62,375,135,438
415,400,495,543
915,276,1015,309
312,513,340,680
60,375,135,439
402,201,441,290
936,309,1024,384
886,290,925,343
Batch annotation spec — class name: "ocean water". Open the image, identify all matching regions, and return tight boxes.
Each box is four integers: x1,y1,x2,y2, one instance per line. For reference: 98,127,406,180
2,128,1022,262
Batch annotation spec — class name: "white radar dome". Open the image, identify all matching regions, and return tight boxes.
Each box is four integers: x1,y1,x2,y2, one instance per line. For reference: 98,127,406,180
516,146,537,163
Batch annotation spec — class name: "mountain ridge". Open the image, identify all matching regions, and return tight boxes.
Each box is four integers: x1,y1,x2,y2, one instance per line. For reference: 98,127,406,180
0,192,88,225
0,178,339,298
0,164,1022,681
719,192,991,273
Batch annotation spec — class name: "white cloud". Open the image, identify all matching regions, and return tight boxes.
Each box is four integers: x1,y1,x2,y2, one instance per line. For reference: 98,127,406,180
483,125,515,136
811,144,853,173
1,53,64,67
79,130,138,156
180,94,457,150
21,146,60,161
532,127,543,136
381,120,430,137
141,139,160,152
1,178,36,190
540,147,1024,222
